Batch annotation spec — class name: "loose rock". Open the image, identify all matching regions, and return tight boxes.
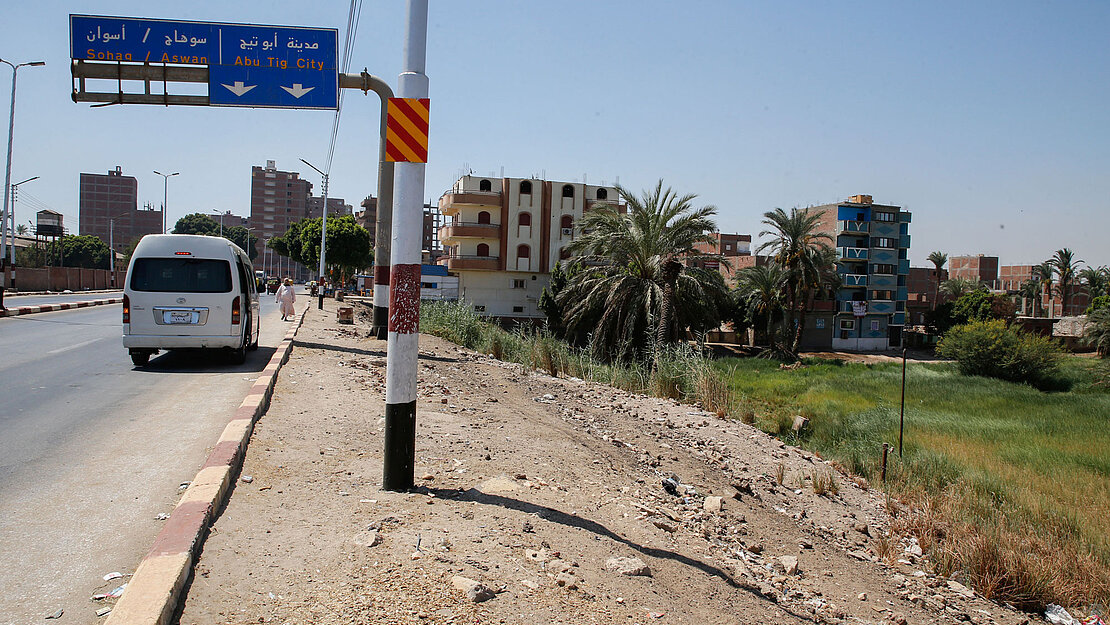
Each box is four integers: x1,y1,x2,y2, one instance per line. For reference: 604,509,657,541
605,556,651,577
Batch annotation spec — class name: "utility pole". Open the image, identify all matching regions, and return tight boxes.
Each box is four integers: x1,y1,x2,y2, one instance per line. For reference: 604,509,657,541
8,175,37,290
1,57,45,292
300,158,329,310
383,0,429,492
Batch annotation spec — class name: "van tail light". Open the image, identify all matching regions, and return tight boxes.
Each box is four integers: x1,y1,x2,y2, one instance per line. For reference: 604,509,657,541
232,296,241,325
122,294,130,324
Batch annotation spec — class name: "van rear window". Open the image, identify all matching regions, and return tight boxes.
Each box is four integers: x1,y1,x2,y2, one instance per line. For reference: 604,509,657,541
130,258,233,293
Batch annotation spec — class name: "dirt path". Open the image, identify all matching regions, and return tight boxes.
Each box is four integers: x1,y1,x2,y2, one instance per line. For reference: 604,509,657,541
177,303,1027,625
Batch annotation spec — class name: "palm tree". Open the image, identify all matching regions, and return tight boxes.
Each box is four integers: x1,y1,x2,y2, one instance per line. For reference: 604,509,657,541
1048,248,1084,316
735,264,785,350
939,277,980,300
757,207,835,353
927,251,947,309
1033,262,1054,317
1082,308,1110,358
1018,279,1041,317
1079,266,1109,301
15,224,28,235
559,180,727,360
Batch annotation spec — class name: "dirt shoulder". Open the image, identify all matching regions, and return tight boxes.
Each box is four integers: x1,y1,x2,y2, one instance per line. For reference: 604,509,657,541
178,302,1027,625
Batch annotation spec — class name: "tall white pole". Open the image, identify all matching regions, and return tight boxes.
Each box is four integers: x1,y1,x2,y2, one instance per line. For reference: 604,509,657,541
318,174,329,307
1,59,45,289
109,218,115,287
383,0,429,491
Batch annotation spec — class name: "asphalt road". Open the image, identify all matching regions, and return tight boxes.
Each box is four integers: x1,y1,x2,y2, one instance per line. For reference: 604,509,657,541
0,291,300,624
2,290,123,308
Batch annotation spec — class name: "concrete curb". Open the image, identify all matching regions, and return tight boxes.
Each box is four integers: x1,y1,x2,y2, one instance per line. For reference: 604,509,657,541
0,297,123,317
104,305,310,625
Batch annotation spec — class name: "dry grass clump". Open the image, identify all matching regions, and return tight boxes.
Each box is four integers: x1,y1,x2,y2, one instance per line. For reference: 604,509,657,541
811,468,839,496
774,463,785,486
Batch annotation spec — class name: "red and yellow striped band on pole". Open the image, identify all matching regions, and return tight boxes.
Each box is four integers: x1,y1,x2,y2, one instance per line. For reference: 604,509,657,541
385,97,430,163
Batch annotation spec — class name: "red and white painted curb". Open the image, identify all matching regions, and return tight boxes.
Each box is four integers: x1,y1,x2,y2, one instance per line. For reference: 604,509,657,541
0,297,123,317
105,305,309,625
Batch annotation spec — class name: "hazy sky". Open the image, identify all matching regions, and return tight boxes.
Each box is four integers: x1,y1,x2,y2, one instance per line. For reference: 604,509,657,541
2,1,1107,268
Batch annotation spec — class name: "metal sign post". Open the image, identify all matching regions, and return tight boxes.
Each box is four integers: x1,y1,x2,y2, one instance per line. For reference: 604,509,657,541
382,0,429,492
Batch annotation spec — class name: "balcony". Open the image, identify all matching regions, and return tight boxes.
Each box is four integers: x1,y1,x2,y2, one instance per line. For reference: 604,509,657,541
838,220,869,234
440,222,501,243
438,190,501,215
840,273,868,287
839,246,868,261
438,254,499,271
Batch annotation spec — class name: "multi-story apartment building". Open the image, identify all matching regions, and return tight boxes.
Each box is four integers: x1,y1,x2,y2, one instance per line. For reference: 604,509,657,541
999,264,1035,292
803,194,912,350
906,266,947,326
249,160,313,279
306,196,352,220
437,175,620,321
79,166,163,255
950,254,999,288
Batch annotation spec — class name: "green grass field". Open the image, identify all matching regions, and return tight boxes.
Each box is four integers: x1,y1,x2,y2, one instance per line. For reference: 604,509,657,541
714,355,1110,607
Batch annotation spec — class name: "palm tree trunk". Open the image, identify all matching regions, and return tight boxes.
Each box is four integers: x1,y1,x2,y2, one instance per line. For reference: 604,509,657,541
656,260,683,346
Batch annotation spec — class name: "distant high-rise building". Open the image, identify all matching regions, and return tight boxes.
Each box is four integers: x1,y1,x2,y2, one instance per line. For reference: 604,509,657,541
79,166,163,253
249,160,312,278
306,196,352,219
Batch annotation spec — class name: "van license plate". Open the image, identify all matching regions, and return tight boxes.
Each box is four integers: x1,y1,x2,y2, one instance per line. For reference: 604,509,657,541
166,311,196,324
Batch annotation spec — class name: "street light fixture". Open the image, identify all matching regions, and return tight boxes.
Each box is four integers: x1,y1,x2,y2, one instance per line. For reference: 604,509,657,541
153,170,179,233
0,57,45,293
300,157,330,310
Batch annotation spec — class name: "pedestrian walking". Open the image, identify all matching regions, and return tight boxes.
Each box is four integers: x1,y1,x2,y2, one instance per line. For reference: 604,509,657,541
276,278,297,321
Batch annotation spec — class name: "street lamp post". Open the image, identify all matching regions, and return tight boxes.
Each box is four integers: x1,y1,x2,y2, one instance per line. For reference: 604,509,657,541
109,217,115,288
1,57,45,292
210,209,224,237
300,158,329,311
153,170,179,233
7,175,38,290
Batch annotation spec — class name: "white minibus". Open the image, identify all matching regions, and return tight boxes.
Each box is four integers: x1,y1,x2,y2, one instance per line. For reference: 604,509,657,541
123,234,261,366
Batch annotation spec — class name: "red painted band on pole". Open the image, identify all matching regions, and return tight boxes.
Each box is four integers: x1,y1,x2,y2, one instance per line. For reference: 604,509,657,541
374,264,390,285
388,263,422,334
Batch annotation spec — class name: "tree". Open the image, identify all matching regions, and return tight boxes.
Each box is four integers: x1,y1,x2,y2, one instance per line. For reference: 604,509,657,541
734,264,786,350
1048,248,1083,315
927,251,947,309
1018,279,1041,317
223,225,258,261
15,224,27,235
939,277,980,300
47,235,111,269
951,289,1016,326
172,213,221,236
757,207,836,354
559,180,727,361
1082,308,1110,358
539,261,590,342
1079,266,1108,301
298,215,373,280
1087,295,1110,316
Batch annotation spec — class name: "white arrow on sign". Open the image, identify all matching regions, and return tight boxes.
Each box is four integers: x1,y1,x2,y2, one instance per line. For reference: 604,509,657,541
221,81,257,97
281,83,315,99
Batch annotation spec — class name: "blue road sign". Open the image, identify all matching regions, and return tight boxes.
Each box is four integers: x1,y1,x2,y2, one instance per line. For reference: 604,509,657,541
70,15,338,110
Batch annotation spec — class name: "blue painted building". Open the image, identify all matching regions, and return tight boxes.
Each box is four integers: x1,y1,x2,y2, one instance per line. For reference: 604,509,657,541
800,194,911,351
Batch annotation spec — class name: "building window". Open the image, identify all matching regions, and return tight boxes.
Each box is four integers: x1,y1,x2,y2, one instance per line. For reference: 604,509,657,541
477,211,491,225
873,211,896,222
512,306,524,313
517,244,530,259
479,179,492,192
840,320,855,330
815,318,825,329
560,215,573,230
474,305,485,312
596,188,608,200
872,263,895,274
725,244,732,251
873,237,896,248
562,184,574,198
477,243,490,257
519,212,531,227
519,180,532,195
872,290,894,300
511,279,526,289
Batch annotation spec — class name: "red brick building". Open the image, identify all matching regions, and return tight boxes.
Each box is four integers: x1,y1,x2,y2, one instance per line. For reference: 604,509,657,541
78,166,163,255
949,254,998,288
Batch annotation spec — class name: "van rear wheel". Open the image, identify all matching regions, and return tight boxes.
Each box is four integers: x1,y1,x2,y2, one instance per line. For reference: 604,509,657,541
130,351,150,367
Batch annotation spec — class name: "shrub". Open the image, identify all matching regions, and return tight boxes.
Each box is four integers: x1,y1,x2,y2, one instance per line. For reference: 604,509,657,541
951,290,1017,326
1082,308,1110,358
1087,295,1110,315
936,320,1063,388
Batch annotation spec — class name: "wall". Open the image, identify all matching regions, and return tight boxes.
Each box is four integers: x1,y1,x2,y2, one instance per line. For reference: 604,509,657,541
16,267,114,291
